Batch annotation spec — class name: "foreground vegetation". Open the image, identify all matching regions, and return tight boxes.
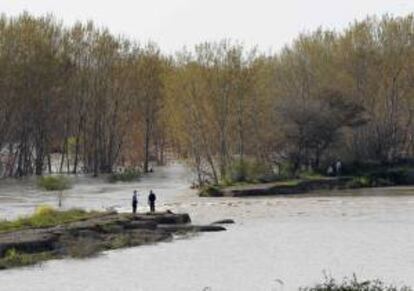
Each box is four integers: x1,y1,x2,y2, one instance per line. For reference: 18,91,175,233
0,208,222,270
300,275,412,291
0,249,54,270
0,206,102,233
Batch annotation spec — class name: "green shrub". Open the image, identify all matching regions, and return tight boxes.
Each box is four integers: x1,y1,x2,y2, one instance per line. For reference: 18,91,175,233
4,249,21,261
110,235,131,249
34,205,56,216
226,160,273,184
0,248,53,269
346,176,371,189
300,274,412,291
367,168,409,185
221,177,235,187
299,170,326,180
278,161,297,179
346,168,409,189
346,163,414,186
37,175,71,191
108,169,141,183
199,185,221,197
0,207,102,232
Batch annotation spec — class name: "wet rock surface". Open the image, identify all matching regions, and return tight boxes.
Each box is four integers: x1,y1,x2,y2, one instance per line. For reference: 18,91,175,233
212,219,235,225
157,224,226,232
0,211,228,269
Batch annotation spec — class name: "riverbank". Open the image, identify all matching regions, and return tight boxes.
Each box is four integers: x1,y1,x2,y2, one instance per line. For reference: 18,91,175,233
0,208,227,270
198,177,354,197
199,167,414,197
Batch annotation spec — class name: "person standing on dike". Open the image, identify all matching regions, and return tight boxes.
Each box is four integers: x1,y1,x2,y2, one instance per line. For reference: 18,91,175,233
132,190,138,214
148,190,156,213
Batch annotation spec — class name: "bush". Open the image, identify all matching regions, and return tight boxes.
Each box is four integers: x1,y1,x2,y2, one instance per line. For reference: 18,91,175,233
199,185,221,197
110,235,132,249
0,207,102,232
299,170,326,180
367,168,408,185
34,205,56,216
300,274,412,291
0,248,53,269
108,169,141,183
226,160,273,184
345,168,413,189
346,176,371,189
277,161,298,179
346,162,414,185
37,175,71,191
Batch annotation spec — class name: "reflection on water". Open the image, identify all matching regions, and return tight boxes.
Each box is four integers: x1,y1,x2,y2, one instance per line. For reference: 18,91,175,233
0,163,413,290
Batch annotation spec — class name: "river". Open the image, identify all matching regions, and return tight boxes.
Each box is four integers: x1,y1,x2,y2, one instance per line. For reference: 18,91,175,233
0,162,413,290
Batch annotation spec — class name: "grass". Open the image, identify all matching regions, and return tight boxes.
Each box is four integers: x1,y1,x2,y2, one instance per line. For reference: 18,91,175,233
37,175,72,191
274,180,302,187
224,159,278,184
300,274,412,291
299,171,330,180
0,248,55,269
108,169,141,183
199,185,222,197
0,205,103,233
346,176,371,189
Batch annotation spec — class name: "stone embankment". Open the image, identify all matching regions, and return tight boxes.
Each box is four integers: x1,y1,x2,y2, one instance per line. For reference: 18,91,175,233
0,211,228,269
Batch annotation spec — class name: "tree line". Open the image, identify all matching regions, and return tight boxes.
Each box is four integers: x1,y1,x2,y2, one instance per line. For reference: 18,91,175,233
0,13,166,177
1,13,414,182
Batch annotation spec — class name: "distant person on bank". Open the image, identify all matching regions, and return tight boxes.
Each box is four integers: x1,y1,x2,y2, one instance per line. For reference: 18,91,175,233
335,160,342,176
132,190,138,214
148,190,156,213
327,165,334,176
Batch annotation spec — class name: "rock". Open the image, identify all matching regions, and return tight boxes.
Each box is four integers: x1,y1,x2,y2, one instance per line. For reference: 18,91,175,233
125,229,172,245
195,225,226,232
124,221,157,230
158,224,226,233
211,219,235,225
155,213,191,224
74,229,103,239
0,230,59,256
132,212,191,224
157,224,196,233
95,223,125,234
0,211,223,270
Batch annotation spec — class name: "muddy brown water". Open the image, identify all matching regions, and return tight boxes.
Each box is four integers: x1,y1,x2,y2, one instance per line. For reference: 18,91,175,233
0,162,413,290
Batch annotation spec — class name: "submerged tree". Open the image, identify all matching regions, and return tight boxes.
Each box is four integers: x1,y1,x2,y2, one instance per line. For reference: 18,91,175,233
2,13,414,181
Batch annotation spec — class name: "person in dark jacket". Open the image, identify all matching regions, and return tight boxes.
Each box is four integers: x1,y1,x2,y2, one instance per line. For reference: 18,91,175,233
148,190,156,213
132,190,138,214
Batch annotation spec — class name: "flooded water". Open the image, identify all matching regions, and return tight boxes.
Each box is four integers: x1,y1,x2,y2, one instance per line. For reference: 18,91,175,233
0,162,413,290
0,162,194,220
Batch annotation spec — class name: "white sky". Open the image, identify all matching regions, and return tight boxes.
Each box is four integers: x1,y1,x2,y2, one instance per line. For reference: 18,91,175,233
1,0,414,53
